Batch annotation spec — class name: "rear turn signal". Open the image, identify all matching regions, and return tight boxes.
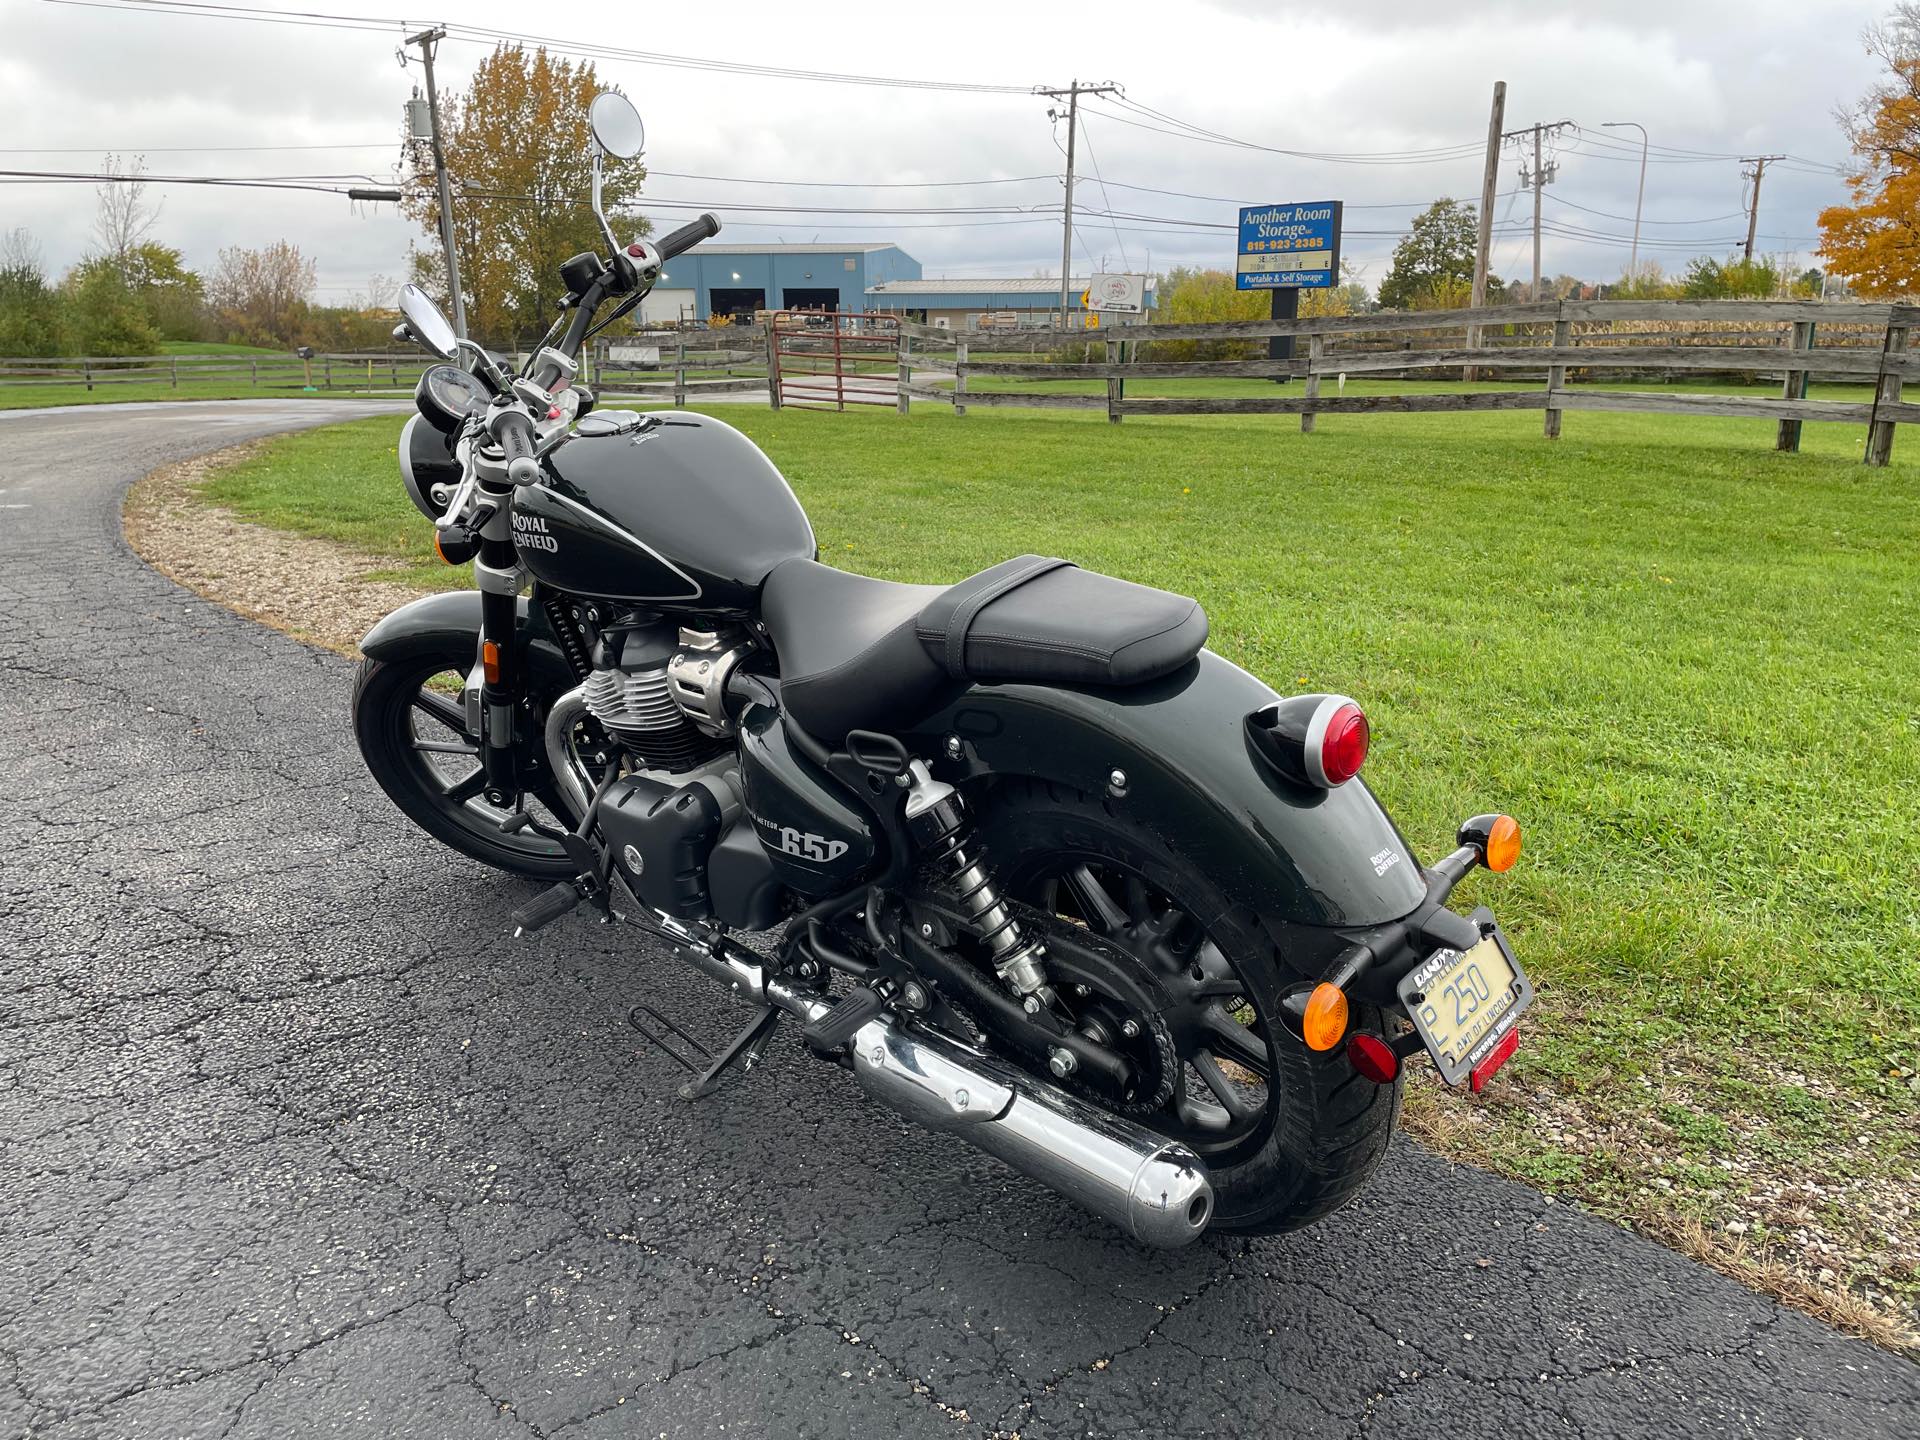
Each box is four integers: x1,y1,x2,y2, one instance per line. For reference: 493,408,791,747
1302,982,1349,1052
1484,815,1522,872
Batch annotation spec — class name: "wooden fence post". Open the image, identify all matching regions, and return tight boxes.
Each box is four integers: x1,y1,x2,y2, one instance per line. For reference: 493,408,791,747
1301,335,1324,433
765,321,781,411
250,359,257,388
954,336,969,418
675,332,687,408
1105,336,1121,424
897,330,911,416
1543,310,1570,439
323,356,333,390
83,360,92,392
1777,320,1813,452
1866,321,1909,466
170,356,178,390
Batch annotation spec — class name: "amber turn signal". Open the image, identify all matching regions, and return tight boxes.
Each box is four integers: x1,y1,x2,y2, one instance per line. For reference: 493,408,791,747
481,640,502,687
1484,814,1522,873
1302,982,1349,1052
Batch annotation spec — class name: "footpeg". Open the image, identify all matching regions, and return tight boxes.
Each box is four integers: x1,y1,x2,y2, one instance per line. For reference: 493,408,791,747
801,984,888,1051
511,881,584,937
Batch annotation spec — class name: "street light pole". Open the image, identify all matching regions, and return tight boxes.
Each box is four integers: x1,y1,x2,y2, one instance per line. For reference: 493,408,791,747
1601,121,1647,283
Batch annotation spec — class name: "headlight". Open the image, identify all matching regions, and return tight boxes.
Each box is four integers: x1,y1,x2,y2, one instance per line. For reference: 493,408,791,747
399,413,463,520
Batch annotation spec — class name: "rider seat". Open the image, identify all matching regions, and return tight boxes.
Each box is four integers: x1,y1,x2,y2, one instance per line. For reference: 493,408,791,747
760,555,1208,740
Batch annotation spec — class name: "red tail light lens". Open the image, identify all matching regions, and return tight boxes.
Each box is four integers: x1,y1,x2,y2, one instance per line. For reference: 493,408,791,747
1314,702,1369,786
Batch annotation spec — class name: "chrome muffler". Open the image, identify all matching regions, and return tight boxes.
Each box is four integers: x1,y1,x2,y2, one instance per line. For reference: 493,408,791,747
654,919,1213,1248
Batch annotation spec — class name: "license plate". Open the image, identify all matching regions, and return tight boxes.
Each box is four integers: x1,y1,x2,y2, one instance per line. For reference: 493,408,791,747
1396,913,1532,1086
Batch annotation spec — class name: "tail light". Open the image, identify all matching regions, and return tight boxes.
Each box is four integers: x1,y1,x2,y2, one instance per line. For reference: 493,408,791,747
1246,694,1370,789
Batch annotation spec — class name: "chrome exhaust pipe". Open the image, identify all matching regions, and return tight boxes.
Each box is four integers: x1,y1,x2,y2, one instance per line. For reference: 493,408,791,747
653,931,1214,1248
842,1005,1214,1248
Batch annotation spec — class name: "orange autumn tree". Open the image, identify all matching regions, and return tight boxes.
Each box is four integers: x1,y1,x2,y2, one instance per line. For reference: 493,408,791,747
1819,6,1920,296
404,44,649,346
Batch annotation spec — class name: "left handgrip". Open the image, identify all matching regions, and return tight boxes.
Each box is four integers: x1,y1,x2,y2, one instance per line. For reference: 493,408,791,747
491,407,541,485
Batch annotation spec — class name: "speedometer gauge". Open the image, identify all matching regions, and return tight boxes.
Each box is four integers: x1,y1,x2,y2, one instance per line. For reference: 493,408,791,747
414,364,491,434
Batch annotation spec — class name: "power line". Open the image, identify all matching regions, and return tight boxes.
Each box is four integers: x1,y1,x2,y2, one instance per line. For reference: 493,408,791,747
34,0,1036,92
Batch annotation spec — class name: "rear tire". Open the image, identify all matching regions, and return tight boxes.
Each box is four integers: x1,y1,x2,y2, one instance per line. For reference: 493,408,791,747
976,778,1402,1235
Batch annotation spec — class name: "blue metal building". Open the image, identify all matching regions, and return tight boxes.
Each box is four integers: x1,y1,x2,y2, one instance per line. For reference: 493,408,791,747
643,243,921,323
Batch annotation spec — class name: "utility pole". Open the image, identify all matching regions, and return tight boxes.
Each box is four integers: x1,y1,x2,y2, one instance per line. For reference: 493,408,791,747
1741,155,1785,261
1506,119,1572,301
1038,80,1120,328
1601,120,1648,281
1467,81,1506,380
407,26,467,340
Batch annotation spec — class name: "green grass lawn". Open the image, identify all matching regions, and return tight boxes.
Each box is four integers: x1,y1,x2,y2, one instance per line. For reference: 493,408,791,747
194,396,1920,1340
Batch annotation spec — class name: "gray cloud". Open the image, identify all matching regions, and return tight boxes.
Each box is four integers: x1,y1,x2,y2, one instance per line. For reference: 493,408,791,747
0,0,1886,301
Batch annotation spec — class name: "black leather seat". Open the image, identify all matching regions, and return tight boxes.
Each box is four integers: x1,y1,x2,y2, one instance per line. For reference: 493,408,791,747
761,555,1208,740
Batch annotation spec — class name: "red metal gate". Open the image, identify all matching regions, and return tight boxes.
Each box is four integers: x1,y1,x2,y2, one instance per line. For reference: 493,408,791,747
770,311,900,411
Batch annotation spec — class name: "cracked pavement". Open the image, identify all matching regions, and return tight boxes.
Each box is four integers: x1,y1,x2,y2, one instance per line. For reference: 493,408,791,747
1,398,1916,1438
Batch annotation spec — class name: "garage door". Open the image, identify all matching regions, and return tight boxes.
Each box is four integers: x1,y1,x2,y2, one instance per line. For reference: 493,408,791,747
638,288,694,325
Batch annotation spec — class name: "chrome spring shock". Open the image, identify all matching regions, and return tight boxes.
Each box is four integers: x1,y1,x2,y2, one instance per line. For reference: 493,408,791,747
904,762,1053,1000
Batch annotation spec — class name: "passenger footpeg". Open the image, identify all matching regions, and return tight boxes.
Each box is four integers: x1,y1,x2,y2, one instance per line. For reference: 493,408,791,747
801,984,887,1052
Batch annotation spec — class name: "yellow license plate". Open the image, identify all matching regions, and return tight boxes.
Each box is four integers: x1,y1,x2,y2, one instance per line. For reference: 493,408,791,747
1397,931,1532,1086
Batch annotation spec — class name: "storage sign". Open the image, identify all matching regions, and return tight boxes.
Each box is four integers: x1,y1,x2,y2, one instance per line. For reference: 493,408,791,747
1236,200,1342,290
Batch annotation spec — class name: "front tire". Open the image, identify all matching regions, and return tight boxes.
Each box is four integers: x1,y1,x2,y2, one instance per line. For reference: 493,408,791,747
976,778,1402,1235
352,648,578,879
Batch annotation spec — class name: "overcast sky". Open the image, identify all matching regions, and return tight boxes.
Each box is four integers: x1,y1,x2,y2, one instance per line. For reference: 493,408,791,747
0,0,1886,301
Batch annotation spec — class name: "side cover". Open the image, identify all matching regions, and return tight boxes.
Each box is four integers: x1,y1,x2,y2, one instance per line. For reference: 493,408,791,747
903,651,1430,929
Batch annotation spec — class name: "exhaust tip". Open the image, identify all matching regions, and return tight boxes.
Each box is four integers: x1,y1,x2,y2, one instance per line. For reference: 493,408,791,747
1130,1144,1214,1248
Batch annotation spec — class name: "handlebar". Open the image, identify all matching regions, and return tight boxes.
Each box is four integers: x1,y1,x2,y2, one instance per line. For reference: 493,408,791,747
490,406,541,485
655,212,721,262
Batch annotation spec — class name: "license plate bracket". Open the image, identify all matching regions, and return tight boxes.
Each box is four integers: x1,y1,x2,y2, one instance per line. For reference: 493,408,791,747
1396,906,1532,1087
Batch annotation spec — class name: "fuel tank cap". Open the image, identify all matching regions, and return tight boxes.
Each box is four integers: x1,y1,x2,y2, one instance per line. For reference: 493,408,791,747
574,409,653,437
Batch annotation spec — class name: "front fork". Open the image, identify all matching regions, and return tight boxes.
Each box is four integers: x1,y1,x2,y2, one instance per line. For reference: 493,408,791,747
473,478,526,804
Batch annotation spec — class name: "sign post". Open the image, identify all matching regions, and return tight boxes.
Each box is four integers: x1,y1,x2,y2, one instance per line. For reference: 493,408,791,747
1237,200,1341,382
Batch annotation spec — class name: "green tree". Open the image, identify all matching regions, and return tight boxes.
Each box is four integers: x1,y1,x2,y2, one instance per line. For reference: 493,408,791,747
64,257,160,354
123,242,208,340
1680,255,1781,298
403,44,650,347
1377,199,1487,310
0,228,71,357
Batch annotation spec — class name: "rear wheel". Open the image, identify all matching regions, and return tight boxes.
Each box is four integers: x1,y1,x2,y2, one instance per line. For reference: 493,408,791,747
977,779,1401,1234
352,649,579,879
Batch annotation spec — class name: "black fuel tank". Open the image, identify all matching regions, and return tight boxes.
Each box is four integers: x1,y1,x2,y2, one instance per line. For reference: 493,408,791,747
511,411,815,614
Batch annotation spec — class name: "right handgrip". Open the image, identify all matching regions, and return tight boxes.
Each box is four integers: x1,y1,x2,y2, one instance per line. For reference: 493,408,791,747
656,212,721,261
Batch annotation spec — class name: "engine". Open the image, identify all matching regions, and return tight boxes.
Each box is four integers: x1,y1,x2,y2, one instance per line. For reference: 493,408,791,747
580,620,751,772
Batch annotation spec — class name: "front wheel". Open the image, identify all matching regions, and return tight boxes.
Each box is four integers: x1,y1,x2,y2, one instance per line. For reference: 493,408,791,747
352,648,579,879
976,779,1402,1234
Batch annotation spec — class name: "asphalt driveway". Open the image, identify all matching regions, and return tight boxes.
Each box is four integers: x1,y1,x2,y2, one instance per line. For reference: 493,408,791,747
1,399,1915,1438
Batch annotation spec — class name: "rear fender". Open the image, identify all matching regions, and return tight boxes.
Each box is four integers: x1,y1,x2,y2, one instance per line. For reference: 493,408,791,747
903,651,1428,929
358,589,576,690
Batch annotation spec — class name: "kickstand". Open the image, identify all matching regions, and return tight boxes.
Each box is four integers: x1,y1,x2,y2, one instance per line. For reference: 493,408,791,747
677,1004,783,1101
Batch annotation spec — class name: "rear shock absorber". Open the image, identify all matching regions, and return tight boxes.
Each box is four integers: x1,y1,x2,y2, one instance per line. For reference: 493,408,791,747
903,761,1053,1002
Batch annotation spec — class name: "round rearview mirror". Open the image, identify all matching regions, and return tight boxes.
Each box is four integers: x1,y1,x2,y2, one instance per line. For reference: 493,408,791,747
398,283,458,359
588,91,645,160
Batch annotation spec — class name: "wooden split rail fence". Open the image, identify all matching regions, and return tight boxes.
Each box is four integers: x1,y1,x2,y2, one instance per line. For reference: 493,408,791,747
885,299,1920,466
0,351,417,392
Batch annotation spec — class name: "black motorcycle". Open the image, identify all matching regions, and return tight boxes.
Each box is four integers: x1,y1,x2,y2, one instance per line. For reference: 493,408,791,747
354,91,1532,1247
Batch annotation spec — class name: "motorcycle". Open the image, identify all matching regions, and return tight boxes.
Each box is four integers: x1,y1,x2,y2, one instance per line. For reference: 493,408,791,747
354,91,1532,1247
